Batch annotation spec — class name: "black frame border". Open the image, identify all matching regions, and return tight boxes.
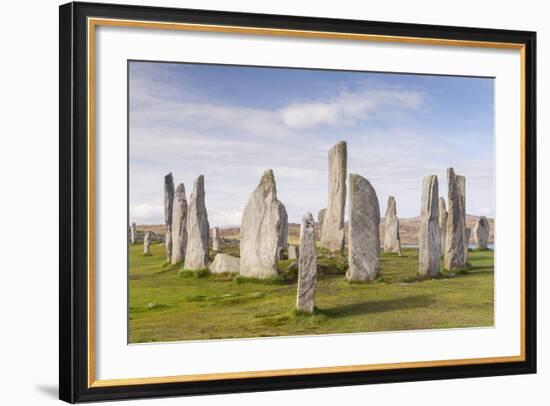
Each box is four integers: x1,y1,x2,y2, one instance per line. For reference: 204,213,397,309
59,1,537,403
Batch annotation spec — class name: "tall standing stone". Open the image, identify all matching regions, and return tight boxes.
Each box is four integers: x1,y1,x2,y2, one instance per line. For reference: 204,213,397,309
383,196,401,254
296,212,317,313
439,197,447,255
317,208,326,241
347,174,380,282
444,168,466,270
130,222,136,244
183,175,210,270
240,170,286,278
164,173,175,263
278,204,288,259
171,183,188,264
474,216,490,250
321,141,347,252
418,175,441,277
211,226,222,252
464,227,471,262
143,231,151,255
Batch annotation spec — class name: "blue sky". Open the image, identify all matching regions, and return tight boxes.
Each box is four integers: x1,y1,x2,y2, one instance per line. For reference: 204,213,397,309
129,61,494,226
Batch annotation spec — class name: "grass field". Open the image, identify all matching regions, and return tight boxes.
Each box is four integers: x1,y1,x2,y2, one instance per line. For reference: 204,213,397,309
129,244,494,343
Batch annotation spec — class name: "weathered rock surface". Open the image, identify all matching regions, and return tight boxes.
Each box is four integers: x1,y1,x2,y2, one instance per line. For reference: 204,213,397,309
383,196,401,254
439,197,447,255
317,208,326,241
464,227,471,262
347,174,380,282
418,175,441,277
278,204,288,259
296,212,317,313
444,168,467,270
474,216,490,250
240,170,286,278
209,253,240,274
171,183,188,264
164,173,175,262
130,222,136,244
143,231,151,255
288,245,299,260
321,141,347,252
211,226,221,252
183,175,210,270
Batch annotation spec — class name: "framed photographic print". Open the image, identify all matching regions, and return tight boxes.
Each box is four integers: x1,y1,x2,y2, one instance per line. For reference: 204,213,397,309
59,1,536,403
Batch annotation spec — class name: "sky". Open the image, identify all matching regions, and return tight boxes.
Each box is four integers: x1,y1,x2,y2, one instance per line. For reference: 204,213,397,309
129,61,494,227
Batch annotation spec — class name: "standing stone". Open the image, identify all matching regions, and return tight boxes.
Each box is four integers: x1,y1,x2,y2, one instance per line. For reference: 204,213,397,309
317,208,326,241
209,254,240,274
183,175,209,270
418,175,441,277
278,204,288,259
383,196,401,254
288,245,299,260
130,222,136,244
296,212,317,313
321,141,347,252
474,216,490,250
164,173,175,263
464,227,471,262
347,174,380,282
444,168,466,270
240,170,286,278
439,197,447,255
211,226,222,252
171,183,188,264
143,231,151,255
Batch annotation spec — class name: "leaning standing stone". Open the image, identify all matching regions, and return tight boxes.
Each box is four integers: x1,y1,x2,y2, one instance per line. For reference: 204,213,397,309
130,222,136,244
240,169,286,278
439,197,447,255
296,212,317,313
418,175,441,277
183,175,210,270
143,231,151,255
164,173,175,263
444,168,466,270
474,216,490,249
347,174,380,282
383,196,401,254
464,227,471,262
317,208,326,241
171,183,188,264
288,245,299,260
321,141,347,252
211,226,222,252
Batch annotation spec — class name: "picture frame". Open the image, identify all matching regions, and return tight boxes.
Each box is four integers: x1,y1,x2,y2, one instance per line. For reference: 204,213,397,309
59,1,536,403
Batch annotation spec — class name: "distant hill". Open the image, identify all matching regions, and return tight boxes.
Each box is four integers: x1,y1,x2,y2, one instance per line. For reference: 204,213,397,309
137,214,494,245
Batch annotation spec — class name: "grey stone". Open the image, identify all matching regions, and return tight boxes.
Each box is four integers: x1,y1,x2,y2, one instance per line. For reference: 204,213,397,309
164,173,175,262
439,197,447,255
288,245,299,260
474,216,490,250
183,175,210,270
444,168,467,270
240,170,286,278
418,175,441,277
211,226,222,252
171,183,188,264
464,227,471,262
347,174,380,282
130,222,136,244
278,204,288,259
296,212,317,313
317,208,326,241
143,231,151,255
321,141,347,252
209,253,240,274
383,196,401,254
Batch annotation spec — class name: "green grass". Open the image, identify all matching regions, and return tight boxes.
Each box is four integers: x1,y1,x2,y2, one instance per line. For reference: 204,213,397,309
129,244,494,343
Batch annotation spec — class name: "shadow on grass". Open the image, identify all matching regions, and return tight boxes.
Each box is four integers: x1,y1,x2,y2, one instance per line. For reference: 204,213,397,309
322,295,435,319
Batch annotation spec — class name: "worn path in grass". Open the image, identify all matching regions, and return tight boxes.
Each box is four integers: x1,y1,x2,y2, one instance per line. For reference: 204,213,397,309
129,244,494,343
